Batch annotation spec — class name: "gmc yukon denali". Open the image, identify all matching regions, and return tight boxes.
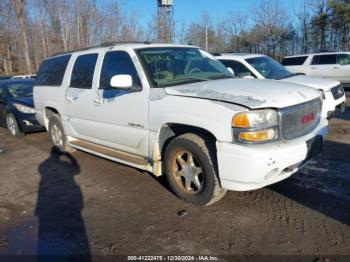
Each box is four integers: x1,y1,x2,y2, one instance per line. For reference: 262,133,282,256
33,43,328,205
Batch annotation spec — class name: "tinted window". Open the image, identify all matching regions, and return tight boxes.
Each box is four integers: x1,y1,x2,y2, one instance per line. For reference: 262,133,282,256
282,56,308,66
100,51,141,89
35,55,71,86
70,54,98,89
337,54,350,65
220,60,256,78
312,54,337,65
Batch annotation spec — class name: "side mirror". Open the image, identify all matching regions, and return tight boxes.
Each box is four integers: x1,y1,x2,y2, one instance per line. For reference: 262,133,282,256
243,75,255,79
227,67,234,76
110,74,133,89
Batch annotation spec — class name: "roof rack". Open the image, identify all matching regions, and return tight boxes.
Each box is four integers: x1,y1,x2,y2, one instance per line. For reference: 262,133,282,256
100,41,151,47
316,49,337,53
51,41,151,57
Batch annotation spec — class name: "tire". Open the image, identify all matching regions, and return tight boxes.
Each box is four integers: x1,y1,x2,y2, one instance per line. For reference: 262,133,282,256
6,113,24,138
48,114,75,153
164,133,227,206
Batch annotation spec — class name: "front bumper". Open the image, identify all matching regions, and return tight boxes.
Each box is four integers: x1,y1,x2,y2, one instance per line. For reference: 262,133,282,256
323,91,346,119
16,112,45,133
327,101,346,119
216,118,328,191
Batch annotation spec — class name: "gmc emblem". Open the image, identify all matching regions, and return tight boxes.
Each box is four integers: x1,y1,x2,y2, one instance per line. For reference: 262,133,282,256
301,112,315,124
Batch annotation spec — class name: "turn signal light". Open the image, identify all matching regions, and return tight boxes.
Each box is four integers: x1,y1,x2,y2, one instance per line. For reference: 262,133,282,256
232,113,250,128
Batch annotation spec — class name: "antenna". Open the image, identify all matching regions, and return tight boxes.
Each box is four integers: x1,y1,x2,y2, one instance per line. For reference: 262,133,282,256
157,0,174,43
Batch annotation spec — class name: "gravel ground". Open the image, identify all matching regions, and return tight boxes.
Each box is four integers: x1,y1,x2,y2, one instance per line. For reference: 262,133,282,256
0,96,349,260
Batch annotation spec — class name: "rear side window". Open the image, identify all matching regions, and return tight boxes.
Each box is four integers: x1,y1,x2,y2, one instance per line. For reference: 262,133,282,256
282,56,308,66
311,55,337,65
70,53,98,89
99,51,141,89
337,54,350,65
35,54,71,86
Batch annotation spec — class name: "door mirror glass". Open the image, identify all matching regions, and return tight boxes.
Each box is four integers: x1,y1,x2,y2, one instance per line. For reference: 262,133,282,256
110,74,133,89
227,67,234,76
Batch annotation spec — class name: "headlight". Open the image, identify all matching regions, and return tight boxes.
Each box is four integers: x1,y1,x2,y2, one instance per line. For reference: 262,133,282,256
232,109,278,129
232,109,279,143
13,103,36,114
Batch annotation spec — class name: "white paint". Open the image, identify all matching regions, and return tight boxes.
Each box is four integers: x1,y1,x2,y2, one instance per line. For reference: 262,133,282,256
34,43,329,195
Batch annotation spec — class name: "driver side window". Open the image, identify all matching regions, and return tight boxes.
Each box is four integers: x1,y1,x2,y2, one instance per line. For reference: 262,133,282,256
99,51,141,90
220,60,255,78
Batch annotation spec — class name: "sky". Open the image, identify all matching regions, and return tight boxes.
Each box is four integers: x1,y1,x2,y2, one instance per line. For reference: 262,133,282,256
120,0,305,28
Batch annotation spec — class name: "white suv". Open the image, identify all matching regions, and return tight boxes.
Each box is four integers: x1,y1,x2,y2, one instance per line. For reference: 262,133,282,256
33,43,328,205
216,53,346,119
282,52,350,88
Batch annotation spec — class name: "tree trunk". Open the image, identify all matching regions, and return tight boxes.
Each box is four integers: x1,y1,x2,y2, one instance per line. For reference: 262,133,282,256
14,0,32,73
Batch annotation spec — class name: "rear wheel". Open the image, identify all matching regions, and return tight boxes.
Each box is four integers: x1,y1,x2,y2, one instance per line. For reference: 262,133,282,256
6,113,24,137
164,133,227,206
48,114,75,153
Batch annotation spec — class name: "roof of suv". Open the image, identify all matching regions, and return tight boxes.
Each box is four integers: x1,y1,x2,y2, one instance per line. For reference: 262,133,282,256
49,42,198,59
284,51,350,58
214,53,266,60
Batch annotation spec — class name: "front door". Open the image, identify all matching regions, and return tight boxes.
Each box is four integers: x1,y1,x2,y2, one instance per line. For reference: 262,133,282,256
93,50,149,157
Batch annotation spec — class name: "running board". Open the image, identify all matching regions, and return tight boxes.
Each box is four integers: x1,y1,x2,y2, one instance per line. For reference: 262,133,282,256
69,139,149,167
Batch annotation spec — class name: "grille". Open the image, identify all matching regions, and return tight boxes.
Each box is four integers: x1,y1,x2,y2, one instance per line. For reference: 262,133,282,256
331,85,344,100
281,99,322,140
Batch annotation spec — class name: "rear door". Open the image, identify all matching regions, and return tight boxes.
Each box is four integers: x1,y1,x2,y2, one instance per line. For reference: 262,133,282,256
63,53,99,142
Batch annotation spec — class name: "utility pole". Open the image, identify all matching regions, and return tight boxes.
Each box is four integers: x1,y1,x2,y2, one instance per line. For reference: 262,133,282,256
157,0,174,43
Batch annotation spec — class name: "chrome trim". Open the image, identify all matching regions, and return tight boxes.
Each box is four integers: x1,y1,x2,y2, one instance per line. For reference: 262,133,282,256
279,98,322,140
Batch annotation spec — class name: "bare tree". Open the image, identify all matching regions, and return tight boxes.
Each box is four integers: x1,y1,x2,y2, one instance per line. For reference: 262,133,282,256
11,0,32,73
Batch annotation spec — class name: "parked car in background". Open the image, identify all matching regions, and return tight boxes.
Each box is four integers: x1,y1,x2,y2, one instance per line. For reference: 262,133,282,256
0,79,44,137
215,53,346,119
282,52,350,88
12,74,36,79
0,76,12,80
34,43,328,205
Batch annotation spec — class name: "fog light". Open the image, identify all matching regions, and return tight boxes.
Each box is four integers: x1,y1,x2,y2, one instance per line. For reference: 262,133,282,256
22,120,33,126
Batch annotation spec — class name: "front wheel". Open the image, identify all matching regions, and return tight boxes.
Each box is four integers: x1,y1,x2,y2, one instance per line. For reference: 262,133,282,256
6,113,24,137
164,133,227,206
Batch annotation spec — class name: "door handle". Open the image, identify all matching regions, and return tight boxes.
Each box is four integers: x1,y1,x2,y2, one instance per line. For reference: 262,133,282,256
334,67,340,69
93,97,103,106
311,67,316,70
65,96,74,103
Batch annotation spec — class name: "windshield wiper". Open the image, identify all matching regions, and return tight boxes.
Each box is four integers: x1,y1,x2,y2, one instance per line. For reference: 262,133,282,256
276,73,305,80
208,74,235,80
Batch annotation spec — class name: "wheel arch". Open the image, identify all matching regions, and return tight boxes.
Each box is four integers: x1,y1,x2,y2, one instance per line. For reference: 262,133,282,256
44,107,60,129
157,123,218,162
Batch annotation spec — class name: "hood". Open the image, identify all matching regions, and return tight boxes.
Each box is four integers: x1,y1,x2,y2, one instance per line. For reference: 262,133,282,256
164,78,321,109
282,75,340,91
10,97,34,107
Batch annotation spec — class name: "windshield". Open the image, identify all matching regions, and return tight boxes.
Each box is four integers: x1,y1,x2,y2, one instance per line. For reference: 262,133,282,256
136,47,233,88
5,82,33,98
246,56,292,80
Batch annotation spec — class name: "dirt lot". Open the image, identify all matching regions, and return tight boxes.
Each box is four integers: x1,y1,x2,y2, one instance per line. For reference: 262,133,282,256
0,96,350,260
